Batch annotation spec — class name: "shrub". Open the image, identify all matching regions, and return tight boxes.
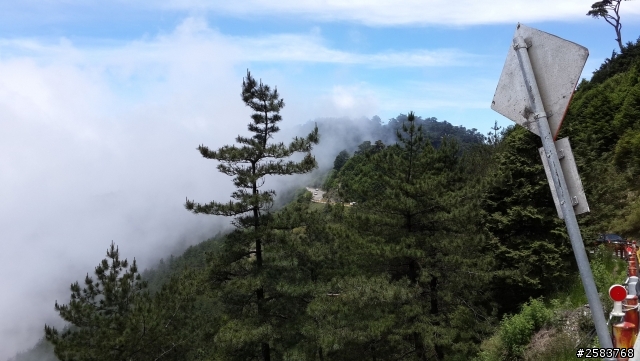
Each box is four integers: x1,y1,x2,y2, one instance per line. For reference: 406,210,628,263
591,245,627,312
499,298,552,360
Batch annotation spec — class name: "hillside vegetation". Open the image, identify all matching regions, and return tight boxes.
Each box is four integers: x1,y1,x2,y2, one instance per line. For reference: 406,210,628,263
11,37,640,361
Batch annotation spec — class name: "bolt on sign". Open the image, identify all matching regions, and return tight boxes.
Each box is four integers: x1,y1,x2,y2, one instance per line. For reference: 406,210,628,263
491,24,588,140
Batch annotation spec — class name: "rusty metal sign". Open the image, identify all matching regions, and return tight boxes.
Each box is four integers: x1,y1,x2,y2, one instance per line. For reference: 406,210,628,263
491,24,588,139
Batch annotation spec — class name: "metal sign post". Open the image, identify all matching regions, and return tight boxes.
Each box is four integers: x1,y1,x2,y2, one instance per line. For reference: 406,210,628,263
492,24,614,354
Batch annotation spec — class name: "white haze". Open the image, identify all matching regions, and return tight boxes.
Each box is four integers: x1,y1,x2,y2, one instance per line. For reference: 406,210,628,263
161,0,640,26
0,18,392,359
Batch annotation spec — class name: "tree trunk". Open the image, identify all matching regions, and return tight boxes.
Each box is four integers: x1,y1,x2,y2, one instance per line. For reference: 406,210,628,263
614,1,624,52
256,241,270,361
252,162,270,361
261,341,271,361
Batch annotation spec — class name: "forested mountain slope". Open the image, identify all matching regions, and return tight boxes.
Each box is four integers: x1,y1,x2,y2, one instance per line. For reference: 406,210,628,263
10,37,640,361
560,37,640,239
294,113,485,161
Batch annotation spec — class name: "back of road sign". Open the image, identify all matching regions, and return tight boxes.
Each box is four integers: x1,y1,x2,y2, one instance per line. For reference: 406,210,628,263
491,24,589,139
538,137,590,219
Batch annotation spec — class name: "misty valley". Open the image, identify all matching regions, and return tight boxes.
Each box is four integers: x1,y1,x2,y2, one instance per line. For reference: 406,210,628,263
9,38,640,360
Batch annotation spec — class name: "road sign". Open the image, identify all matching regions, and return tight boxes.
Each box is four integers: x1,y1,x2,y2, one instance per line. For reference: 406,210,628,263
538,137,590,219
491,23,614,355
491,24,589,139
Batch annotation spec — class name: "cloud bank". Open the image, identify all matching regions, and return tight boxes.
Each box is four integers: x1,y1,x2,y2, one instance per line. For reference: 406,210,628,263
0,18,243,359
160,0,640,26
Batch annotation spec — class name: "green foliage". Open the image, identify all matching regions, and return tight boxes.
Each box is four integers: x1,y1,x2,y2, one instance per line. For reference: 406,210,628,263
578,161,631,241
184,70,320,361
610,195,640,237
184,69,319,222
142,233,224,293
297,113,485,159
481,126,573,315
44,242,198,361
590,245,627,312
384,113,485,150
485,121,505,148
522,331,578,361
587,37,640,85
8,338,58,361
498,298,552,360
562,55,640,238
476,243,628,361
333,150,350,171
548,273,589,310
614,128,640,177
322,168,337,190
476,298,552,361
354,140,373,155
328,111,497,360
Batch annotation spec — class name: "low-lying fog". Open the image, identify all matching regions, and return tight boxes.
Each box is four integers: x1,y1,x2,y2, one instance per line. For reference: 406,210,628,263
0,32,391,361
0,34,384,361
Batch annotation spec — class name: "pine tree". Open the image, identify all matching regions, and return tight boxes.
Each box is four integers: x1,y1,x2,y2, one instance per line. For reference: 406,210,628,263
481,126,573,315
586,0,631,52
267,192,421,360
184,70,319,361
44,242,197,360
341,112,495,360
368,112,444,360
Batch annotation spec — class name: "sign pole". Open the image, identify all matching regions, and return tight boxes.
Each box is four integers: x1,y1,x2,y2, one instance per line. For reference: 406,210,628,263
512,35,614,352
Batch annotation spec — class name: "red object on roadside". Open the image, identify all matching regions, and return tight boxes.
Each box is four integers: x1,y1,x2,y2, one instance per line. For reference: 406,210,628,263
611,285,628,302
613,322,635,360
623,295,639,342
610,285,628,317
629,250,638,277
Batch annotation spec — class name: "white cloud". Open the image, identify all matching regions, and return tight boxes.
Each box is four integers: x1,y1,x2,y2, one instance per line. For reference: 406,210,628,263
0,18,246,360
316,78,497,120
0,19,476,69
295,83,381,119
233,32,476,67
159,0,640,26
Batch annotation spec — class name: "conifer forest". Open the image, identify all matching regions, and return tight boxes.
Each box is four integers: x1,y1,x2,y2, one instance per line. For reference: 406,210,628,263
10,35,640,361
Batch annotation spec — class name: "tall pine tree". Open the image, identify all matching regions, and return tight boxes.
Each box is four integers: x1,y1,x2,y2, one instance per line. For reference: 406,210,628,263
481,126,573,315
340,112,495,360
185,70,319,361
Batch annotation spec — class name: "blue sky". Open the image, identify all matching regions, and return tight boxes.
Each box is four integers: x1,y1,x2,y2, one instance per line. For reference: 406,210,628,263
2,1,640,358
2,1,640,133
